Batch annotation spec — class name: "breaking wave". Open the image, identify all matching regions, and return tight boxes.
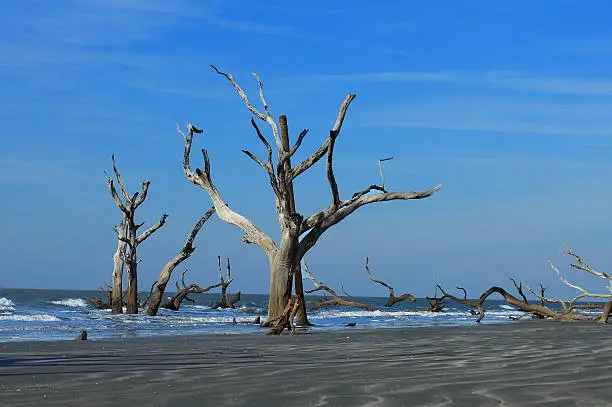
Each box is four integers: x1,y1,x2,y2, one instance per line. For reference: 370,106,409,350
0,314,60,322
50,298,88,307
0,297,15,312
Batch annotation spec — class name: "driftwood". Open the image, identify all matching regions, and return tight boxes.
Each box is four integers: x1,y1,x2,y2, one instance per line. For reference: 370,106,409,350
179,66,441,325
214,256,241,309
266,297,300,335
436,284,573,323
425,286,446,312
162,270,223,311
303,261,375,311
524,249,612,323
107,155,167,314
439,248,612,323
365,257,416,306
74,331,88,340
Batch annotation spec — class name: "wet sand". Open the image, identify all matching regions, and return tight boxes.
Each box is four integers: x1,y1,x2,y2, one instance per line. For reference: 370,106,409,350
1,321,611,406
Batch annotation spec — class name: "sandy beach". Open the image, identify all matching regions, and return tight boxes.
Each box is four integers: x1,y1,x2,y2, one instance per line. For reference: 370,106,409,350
1,321,611,407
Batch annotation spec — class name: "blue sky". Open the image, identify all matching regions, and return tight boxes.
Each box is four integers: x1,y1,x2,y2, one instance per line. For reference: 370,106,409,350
2,0,612,299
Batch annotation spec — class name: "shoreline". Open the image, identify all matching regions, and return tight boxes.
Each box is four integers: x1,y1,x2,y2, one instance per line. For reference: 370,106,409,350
2,320,611,406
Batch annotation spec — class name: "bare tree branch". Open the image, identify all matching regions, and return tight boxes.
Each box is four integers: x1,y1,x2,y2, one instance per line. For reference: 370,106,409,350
303,260,374,311
326,130,341,208
298,184,442,258
137,214,168,245
509,277,529,304
211,65,282,149
162,269,223,311
365,257,415,306
290,94,356,180
289,129,309,158
107,178,128,214
377,156,394,190
565,248,612,282
133,181,151,209
111,154,131,202
146,207,216,316
179,124,277,255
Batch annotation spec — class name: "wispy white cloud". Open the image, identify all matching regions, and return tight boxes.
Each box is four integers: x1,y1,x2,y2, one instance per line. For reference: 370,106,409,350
360,97,612,136
287,70,612,97
0,0,297,95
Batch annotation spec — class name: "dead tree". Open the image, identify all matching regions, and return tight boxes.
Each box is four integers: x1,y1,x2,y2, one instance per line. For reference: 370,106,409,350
162,269,223,311
425,286,446,312
146,207,216,316
179,66,441,324
439,249,612,323
436,284,568,323
303,261,375,311
214,256,241,308
107,156,167,314
110,221,127,314
364,257,416,306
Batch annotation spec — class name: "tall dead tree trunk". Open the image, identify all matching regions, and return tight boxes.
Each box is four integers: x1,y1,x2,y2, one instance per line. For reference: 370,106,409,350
279,115,311,326
107,155,167,314
179,66,441,324
146,207,215,316
111,221,127,314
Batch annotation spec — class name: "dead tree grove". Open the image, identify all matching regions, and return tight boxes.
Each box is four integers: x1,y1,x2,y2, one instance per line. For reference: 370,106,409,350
107,156,167,314
179,66,441,324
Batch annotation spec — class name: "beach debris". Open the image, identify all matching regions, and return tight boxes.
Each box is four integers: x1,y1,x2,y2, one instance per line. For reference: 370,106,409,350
303,260,375,312
162,269,223,311
178,65,441,328
365,257,416,306
145,207,216,316
106,155,168,314
74,330,88,340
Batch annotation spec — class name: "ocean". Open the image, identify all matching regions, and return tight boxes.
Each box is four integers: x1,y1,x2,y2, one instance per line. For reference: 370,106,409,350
0,288,524,342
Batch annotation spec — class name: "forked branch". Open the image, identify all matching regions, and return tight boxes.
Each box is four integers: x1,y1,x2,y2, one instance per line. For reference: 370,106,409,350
179,124,277,255
162,269,223,311
303,261,374,311
365,257,415,306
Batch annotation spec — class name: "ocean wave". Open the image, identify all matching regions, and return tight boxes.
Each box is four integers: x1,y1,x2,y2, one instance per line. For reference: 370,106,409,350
0,314,60,322
309,308,523,320
0,297,15,312
499,304,516,310
189,305,212,311
50,298,88,307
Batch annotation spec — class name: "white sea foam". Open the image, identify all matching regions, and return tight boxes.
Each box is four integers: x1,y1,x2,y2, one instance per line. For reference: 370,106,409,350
0,314,60,322
499,304,516,310
0,297,15,312
50,298,88,307
190,305,212,311
309,308,523,320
